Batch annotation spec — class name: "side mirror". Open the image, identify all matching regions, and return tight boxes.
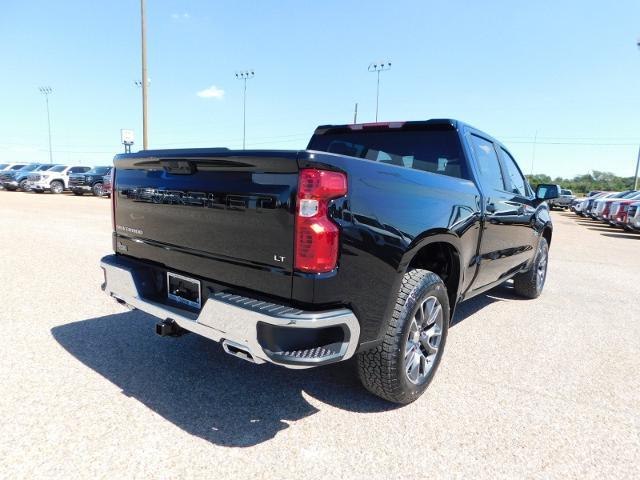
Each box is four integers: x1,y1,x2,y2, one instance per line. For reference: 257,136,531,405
535,183,561,201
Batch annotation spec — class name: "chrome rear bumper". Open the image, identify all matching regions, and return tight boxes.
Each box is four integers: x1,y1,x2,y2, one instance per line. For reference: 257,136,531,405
100,254,360,368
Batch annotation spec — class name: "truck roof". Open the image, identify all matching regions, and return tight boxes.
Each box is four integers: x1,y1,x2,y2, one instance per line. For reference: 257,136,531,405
313,119,461,135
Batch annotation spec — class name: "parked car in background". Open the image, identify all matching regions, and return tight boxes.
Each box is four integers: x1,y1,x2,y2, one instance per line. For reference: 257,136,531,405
580,191,612,217
549,189,575,209
0,163,29,172
607,192,640,226
625,202,640,231
69,166,112,196
570,191,601,215
102,171,112,197
0,163,30,189
594,191,637,221
0,163,56,191
27,165,91,194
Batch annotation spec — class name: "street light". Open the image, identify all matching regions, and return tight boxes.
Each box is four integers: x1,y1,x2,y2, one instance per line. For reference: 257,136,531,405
38,87,53,164
235,70,255,149
368,61,392,122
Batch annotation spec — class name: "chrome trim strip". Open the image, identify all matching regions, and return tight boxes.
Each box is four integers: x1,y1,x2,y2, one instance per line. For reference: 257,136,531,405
100,255,360,369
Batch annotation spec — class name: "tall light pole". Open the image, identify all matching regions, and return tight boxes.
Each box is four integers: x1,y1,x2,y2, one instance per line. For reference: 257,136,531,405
635,38,640,189
140,0,149,150
368,61,392,122
235,70,255,149
39,87,53,164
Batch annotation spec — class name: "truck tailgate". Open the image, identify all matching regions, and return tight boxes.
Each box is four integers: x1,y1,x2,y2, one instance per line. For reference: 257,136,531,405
113,150,299,300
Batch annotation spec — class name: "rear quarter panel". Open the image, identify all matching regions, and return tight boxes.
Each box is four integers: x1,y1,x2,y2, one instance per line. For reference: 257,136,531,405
296,151,481,345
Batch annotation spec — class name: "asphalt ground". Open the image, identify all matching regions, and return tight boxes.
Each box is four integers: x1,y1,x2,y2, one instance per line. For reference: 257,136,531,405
1,191,638,479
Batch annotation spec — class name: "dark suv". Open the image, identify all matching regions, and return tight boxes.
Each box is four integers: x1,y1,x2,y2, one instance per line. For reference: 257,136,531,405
69,166,113,196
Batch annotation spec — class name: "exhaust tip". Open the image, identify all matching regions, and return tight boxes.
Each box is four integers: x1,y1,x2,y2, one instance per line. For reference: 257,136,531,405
222,340,255,363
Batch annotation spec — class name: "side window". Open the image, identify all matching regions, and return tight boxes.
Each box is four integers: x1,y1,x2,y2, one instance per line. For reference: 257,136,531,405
499,148,528,197
470,134,505,191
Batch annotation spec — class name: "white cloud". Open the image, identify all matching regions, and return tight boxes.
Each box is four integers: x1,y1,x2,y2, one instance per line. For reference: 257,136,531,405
171,13,190,20
196,85,225,99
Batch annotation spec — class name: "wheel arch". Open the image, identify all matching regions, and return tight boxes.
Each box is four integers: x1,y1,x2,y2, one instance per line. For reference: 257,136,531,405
401,232,464,320
542,225,552,247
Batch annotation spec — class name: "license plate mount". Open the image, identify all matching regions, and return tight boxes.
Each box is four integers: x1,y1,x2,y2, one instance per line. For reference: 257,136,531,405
167,272,202,310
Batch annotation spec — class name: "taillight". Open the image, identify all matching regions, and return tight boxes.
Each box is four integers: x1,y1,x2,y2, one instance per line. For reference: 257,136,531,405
111,168,116,231
294,169,347,273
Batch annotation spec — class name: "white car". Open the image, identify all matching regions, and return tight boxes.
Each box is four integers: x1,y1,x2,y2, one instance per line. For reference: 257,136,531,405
0,162,30,172
26,165,91,194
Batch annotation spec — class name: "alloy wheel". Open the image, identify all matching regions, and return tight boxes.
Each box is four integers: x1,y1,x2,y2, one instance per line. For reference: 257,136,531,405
536,243,548,290
404,296,443,384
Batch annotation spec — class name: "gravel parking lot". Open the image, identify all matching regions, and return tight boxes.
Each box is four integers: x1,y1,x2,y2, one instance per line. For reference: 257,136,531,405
1,191,638,479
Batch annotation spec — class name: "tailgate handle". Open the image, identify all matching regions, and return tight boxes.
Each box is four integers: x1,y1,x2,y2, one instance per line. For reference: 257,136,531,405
162,160,196,175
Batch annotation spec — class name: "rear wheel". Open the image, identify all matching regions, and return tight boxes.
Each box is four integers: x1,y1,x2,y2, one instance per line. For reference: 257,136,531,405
50,180,64,194
513,237,549,299
357,269,449,404
92,182,103,196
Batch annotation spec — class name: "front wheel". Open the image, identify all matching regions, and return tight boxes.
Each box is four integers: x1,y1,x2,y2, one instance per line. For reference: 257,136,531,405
50,180,64,194
513,237,549,299
19,179,29,191
357,269,449,404
92,182,103,196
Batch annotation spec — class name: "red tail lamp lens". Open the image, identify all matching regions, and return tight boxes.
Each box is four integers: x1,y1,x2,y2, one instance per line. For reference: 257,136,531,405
294,169,347,273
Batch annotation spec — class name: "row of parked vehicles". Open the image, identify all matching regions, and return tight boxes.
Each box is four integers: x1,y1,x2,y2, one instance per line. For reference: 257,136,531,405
0,163,113,196
569,189,640,232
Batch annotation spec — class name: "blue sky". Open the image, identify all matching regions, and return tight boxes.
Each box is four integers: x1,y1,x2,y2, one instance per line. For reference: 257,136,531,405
1,0,639,178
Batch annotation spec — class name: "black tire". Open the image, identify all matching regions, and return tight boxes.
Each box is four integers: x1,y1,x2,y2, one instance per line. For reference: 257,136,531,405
18,179,29,191
357,269,450,404
92,182,103,196
513,237,549,299
73,190,83,196
50,180,64,194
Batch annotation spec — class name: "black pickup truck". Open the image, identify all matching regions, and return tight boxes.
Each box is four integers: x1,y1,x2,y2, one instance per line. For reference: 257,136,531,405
101,119,559,404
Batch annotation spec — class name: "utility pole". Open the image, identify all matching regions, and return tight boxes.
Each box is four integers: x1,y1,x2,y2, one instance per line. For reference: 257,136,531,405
39,87,53,164
530,130,538,176
634,146,639,190
353,102,358,124
140,0,149,150
235,70,255,149
633,38,640,190
368,61,391,122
